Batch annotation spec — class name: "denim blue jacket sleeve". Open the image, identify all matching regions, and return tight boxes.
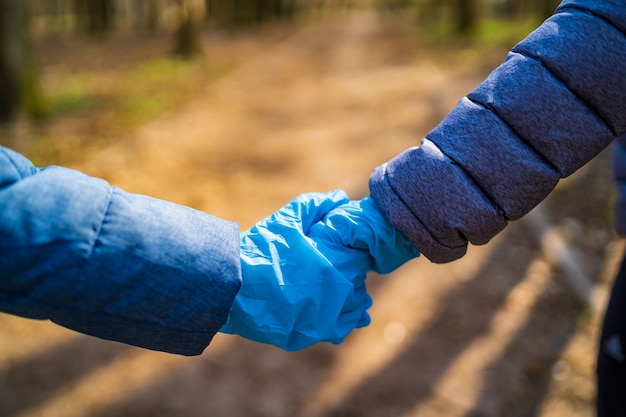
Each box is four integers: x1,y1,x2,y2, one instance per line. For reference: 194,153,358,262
369,0,626,263
0,146,241,355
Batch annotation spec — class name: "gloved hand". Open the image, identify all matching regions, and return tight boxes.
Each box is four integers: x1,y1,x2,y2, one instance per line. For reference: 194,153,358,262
220,190,419,351
308,196,420,323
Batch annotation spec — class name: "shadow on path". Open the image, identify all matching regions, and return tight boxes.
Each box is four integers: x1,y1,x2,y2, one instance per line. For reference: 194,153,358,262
0,335,130,417
318,222,582,417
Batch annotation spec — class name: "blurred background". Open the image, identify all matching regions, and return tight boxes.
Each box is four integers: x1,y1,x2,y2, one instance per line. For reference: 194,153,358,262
0,1,619,416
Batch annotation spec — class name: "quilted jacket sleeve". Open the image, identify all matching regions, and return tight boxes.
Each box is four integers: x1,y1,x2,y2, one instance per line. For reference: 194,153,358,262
369,0,626,263
0,146,241,355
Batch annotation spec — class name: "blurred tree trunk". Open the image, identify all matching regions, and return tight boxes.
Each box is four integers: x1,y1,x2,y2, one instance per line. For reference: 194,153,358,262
205,0,212,20
378,0,411,12
256,0,295,21
505,0,526,20
139,0,161,32
49,0,73,34
257,0,273,22
453,0,476,35
174,0,202,59
0,0,45,122
206,0,298,28
414,0,442,25
75,0,115,34
0,0,21,121
0,0,21,122
278,0,295,19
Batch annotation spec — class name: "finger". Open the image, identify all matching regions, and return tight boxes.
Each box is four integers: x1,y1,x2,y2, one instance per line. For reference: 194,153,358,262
320,197,420,273
342,279,370,313
332,303,372,342
356,307,372,328
282,190,350,232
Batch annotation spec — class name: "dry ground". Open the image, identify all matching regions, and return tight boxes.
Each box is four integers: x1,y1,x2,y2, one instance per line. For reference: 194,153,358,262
0,11,621,417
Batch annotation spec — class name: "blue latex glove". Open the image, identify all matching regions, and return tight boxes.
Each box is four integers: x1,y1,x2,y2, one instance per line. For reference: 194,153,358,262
308,196,420,320
220,190,366,351
220,191,419,351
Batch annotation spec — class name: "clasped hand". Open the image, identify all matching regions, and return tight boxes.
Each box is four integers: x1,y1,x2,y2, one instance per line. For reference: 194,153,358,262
219,190,419,351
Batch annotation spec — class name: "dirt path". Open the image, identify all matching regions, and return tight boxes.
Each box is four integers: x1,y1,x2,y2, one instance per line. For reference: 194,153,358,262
0,11,619,417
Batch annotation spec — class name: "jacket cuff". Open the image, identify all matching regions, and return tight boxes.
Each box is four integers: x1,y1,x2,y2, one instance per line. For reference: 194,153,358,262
369,161,467,264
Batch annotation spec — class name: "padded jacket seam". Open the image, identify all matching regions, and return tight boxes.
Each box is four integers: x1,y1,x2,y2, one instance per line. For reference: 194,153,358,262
557,4,626,40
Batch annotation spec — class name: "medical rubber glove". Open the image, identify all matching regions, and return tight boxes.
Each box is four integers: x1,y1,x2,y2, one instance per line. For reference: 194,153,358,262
220,191,419,351
308,196,420,320
220,190,372,351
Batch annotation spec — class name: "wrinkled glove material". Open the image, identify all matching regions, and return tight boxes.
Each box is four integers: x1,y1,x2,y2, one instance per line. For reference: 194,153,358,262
220,190,419,351
309,196,420,274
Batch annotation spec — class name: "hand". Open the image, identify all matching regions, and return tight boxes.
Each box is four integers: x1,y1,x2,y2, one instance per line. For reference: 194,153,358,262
307,196,420,323
220,190,372,351
220,191,419,351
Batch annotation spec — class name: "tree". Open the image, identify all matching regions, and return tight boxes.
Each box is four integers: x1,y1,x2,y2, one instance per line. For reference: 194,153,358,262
137,0,162,32
174,0,202,59
453,0,476,35
205,0,299,28
0,0,45,122
74,0,115,34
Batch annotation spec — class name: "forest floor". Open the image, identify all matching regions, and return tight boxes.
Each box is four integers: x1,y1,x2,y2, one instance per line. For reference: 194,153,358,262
0,10,621,417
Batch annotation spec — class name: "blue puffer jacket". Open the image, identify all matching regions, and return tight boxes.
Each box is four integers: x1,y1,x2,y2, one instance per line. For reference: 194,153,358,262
0,147,241,355
370,0,626,263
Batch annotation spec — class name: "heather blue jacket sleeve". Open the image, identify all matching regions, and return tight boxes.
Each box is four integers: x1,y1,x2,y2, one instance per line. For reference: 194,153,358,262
0,147,241,355
370,0,626,263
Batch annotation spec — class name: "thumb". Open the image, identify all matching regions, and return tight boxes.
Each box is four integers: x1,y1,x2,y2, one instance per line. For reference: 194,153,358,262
274,190,350,233
313,197,420,274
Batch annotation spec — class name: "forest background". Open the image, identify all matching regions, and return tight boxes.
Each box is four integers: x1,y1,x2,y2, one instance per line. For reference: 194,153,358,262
0,1,618,417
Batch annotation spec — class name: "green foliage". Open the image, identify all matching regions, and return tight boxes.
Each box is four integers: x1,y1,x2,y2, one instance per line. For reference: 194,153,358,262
47,75,97,115
25,55,230,166
474,17,543,46
21,69,49,119
415,16,543,49
46,56,228,130
119,58,200,124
